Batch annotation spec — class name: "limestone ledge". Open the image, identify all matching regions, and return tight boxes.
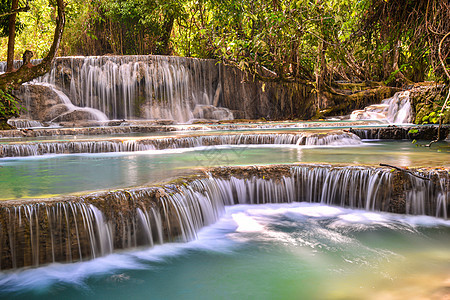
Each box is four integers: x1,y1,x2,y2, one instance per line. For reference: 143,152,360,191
1,163,447,208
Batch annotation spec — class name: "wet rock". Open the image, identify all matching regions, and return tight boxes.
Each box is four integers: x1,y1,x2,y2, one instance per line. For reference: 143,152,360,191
13,85,64,121
44,104,71,121
192,104,233,120
349,125,450,140
410,84,450,124
52,109,105,122
220,64,316,120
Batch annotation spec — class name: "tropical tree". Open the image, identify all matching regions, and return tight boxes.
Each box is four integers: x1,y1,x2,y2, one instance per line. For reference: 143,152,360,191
0,0,65,129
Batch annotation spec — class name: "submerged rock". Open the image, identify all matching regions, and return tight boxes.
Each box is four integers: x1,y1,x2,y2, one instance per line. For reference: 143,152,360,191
52,108,108,122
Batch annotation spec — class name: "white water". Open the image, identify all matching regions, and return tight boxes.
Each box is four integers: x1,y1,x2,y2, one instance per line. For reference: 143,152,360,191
0,202,448,298
0,132,362,157
2,165,447,270
350,91,413,124
34,56,232,123
34,82,109,122
6,119,43,128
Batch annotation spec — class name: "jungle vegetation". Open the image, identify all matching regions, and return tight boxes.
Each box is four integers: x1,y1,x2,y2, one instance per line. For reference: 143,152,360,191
0,0,449,127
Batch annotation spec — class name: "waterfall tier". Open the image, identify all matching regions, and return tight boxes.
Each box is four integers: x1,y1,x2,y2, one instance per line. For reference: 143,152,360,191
9,56,233,123
350,91,413,124
0,131,361,157
0,164,447,270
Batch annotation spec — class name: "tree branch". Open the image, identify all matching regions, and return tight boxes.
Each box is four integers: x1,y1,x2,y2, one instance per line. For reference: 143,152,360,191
0,6,29,18
438,31,450,82
379,164,431,181
0,0,65,90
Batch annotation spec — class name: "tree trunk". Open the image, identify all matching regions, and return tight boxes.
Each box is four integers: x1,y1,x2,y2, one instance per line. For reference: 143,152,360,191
0,0,65,91
6,0,19,72
159,13,175,55
0,0,65,129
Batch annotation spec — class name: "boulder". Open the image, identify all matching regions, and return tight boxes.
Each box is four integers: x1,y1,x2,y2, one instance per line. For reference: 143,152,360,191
52,109,107,122
13,84,64,121
193,104,233,120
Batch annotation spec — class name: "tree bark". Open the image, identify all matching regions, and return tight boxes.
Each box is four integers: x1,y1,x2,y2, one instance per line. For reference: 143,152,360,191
6,0,19,72
0,0,65,91
159,13,175,55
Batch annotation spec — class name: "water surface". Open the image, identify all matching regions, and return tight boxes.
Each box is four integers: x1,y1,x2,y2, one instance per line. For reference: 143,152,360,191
0,141,447,200
0,203,448,300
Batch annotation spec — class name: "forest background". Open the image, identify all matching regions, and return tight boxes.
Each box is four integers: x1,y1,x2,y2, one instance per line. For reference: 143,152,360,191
1,0,449,85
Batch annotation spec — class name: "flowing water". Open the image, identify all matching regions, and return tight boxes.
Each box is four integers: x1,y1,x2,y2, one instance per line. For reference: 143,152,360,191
8,56,232,123
0,203,448,300
0,141,447,200
350,91,413,124
1,56,449,299
0,164,447,271
0,131,362,157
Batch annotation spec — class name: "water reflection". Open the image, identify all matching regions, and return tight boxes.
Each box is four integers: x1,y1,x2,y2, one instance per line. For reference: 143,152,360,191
0,141,448,200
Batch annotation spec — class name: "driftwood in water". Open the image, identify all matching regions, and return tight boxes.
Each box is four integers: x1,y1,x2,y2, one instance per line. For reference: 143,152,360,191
379,163,431,181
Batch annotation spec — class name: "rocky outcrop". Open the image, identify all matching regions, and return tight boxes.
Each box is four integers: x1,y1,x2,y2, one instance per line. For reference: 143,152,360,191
410,84,450,124
8,56,448,125
13,84,64,121
349,125,449,140
220,64,316,120
316,85,401,118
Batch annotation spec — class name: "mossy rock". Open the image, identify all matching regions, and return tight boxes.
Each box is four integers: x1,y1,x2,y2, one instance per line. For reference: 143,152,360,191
332,81,385,93
410,85,449,124
315,86,399,118
0,120,15,130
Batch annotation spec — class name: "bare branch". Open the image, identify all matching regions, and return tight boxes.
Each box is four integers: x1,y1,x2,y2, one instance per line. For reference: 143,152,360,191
379,164,431,181
0,6,29,18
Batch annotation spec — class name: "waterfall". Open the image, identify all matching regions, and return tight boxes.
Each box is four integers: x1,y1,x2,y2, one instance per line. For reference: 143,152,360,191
0,164,446,270
6,119,44,129
350,91,413,124
33,82,109,122
405,172,449,218
17,56,232,123
0,132,362,157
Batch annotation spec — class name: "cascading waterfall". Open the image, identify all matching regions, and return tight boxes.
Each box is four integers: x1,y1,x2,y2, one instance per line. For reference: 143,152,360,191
26,56,232,123
0,132,362,157
405,172,449,218
6,119,44,129
34,82,109,122
0,164,446,270
350,91,413,123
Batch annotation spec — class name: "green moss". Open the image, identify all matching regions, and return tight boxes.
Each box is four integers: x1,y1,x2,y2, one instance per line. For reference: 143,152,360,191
411,85,450,124
0,121,15,130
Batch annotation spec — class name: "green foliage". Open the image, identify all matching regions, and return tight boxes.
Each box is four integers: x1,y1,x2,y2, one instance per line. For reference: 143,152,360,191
0,0,448,85
0,0,57,60
60,0,184,56
171,0,363,83
0,87,23,120
421,109,448,125
0,0,25,37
